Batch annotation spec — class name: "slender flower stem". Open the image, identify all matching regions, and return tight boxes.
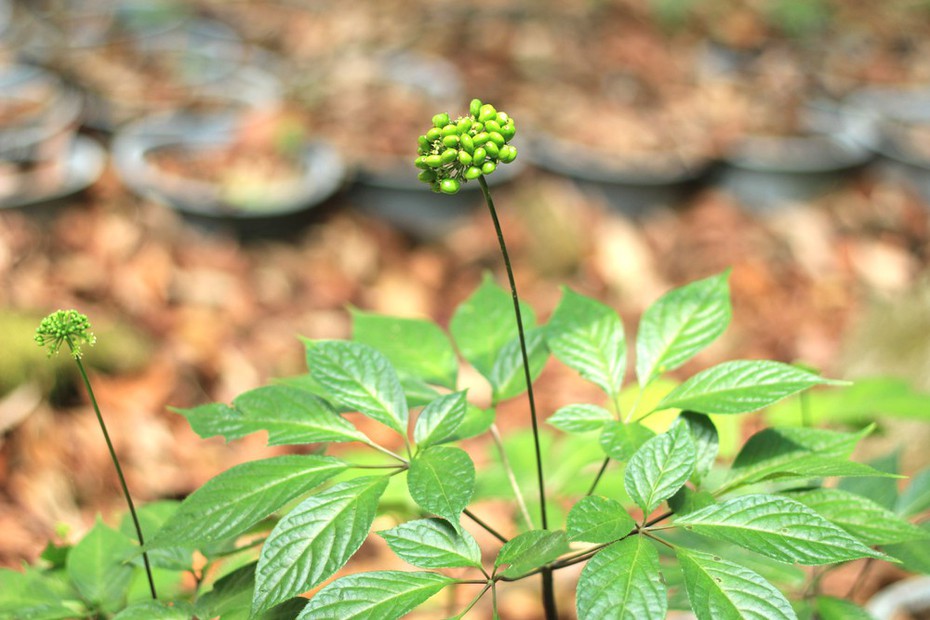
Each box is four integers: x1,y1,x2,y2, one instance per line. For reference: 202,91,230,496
72,347,157,600
477,175,556,620
490,423,534,531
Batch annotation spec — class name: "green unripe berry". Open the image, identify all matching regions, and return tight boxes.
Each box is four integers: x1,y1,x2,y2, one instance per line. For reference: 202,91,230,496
469,98,482,118
465,166,483,180
472,122,484,132
483,140,499,158
425,154,443,168
458,150,473,166
440,178,461,194
498,144,518,163
440,148,459,164
442,134,460,148
472,147,487,165
418,169,436,182
432,113,450,128
488,131,505,147
418,135,430,151
478,104,497,122
484,120,502,134
472,132,490,146
459,133,474,153
441,124,459,138
482,160,497,174
496,112,509,124
456,118,473,134
426,127,442,141
500,121,516,141
414,156,429,169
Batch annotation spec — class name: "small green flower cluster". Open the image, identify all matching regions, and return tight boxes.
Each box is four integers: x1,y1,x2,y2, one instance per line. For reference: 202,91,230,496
35,309,96,359
415,98,517,194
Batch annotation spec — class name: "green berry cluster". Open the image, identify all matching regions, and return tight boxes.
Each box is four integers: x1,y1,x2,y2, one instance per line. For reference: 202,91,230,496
35,309,96,359
415,98,518,194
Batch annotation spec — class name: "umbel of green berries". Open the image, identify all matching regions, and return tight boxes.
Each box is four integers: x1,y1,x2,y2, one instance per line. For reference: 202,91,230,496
35,309,96,359
415,98,518,194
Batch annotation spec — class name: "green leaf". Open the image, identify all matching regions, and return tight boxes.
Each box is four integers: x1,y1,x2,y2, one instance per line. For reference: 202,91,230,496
489,327,549,403
675,494,887,564
119,501,192,571
297,570,452,620
548,404,614,433
0,567,85,619
194,562,308,620
414,391,468,448
576,536,666,620
722,425,879,493
233,385,369,445
66,519,137,612
448,405,495,441
681,411,718,485
351,310,458,389
656,360,846,415
170,402,244,442
112,600,195,619
668,487,716,516
252,476,389,615
408,446,475,522
149,455,347,548
450,273,536,380
567,496,635,543
815,596,877,620
897,466,930,517
839,450,900,510
636,271,731,388
884,521,930,574
625,421,696,515
307,340,409,434
495,530,569,578
546,287,626,396
600,421,655,461
677,548,797,620
378,518,482,569
790,488,927,545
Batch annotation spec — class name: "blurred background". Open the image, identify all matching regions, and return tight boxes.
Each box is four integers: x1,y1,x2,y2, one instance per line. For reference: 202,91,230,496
2,0,930,605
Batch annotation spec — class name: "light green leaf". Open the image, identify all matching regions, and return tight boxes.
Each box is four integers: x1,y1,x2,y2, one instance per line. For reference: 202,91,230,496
414,391,468,448
489,327,549,403
656,360,846,415
600,421,655,461
546,287,626,396
66,520,136,612
119,501,192,571
307,340,409,434
884,521,930,574
668,487,716,516
839,450,900,510
351,310,458,389
548,404,614,433
625,421,696,515
677,548,797,620
576,536,666,620
636,271,731,388
816,595,878,620
297,571,452,620
675,494,887,565
790,488,927,545
170,402,246,442
408,446,475,522
448,405,495,441
567,495,635,543
495,530,569,578
378,518,481,569
149,455,347,548
0,567,85,619
112,600,195,619
450,273,536,380
252,476,389,615
681,411,719,485
897,467,930,517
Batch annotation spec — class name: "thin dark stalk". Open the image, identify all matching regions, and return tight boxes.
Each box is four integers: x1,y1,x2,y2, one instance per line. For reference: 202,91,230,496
463,508,509,544
477,175,555,620
586,457,611,496
72,351,157,600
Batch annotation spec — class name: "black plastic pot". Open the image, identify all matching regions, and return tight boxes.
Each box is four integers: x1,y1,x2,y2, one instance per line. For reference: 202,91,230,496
0,135,106,210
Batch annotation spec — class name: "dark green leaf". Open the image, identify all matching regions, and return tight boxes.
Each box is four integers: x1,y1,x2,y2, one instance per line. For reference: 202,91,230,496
450,273,536,380
495,530,569,578
675,494,887,564
677,548,797,620
489,327,549,403
576,536,666,620
548,404,614,433
414,391,468,448
625,421,696,515
378,518,481,569
681,411,718,485
307,340,409,434
600,421,655,461
656,361,846,415
546,287,626,396
636,271,731,388
195,562,308,620
297,571,452,620
668,487,716,516
567,495,635,543
352,310,458,389
66,520,136,612
839,450,900,510
408,446,475,522
252,476,389,615
790,487,927,545
150,455,347,548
